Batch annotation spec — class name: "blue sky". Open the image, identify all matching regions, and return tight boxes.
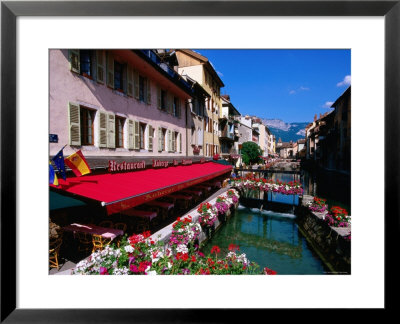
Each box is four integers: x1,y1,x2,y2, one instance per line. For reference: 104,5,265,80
195,49,351,123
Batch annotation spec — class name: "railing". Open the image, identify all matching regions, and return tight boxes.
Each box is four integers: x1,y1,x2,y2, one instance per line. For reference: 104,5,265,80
221,147,238,154
220,129,234,139
139,50,192,90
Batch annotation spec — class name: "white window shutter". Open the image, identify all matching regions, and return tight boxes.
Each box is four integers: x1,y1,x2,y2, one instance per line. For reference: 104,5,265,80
69,50,80,74
96,50,105,84
128,119,134,149
134,121,140,149
134,70,139,99
158,127,163,152
167,130,172,152
107,113,115,148
98,111,108,147
146,79,151,105
106,52,114,89
171,131,176,153
68,102,81,146
148,125,153,151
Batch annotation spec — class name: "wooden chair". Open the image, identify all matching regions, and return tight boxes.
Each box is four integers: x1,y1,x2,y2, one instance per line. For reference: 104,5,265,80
113,222,127,232
98,220,113,228
134,219,149,233
49,237,63,270
92,234,111,253
75,232,92,253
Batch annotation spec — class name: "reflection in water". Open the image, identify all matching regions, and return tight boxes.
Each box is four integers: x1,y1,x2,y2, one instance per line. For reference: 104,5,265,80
202,207,328,275
301,169,351,213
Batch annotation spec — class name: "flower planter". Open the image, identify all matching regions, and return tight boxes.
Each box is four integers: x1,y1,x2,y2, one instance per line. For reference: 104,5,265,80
217,211,227,223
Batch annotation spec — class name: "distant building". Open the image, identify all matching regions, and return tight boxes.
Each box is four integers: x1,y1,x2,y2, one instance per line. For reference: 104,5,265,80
304,86,351,174
173,49,225,157
219,95,241,162
276,140,295,159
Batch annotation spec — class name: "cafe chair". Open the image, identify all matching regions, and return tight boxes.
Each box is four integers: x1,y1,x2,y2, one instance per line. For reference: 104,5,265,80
49,237,63,270
92,234,111,253
134,219,149,233
76,232,92,253
114,222,127,233
98,220,114,228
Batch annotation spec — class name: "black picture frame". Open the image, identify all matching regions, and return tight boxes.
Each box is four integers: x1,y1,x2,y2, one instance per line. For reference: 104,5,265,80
1,0,398,322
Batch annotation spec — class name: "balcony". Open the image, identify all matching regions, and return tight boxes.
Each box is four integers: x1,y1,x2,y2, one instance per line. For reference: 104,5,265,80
220,147,238,155
219,129,234,141
138,50,192,91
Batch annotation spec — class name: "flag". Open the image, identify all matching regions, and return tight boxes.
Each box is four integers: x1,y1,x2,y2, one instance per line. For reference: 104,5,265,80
64,150,91,177
51,148,67,180
49,162,59,186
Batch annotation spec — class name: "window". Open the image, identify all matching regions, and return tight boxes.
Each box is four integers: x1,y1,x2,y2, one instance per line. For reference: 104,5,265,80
173,97,180,118
139,75,146,102
191,127,196,145
69,49,97,80
161,90,167,111
80,107,95,145
114,61,124,92
80,50,93,78
158,128,166,152
139,123,146,149
115,116,125,148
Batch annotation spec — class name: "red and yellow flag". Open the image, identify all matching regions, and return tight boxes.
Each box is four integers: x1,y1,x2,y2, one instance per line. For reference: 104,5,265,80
64,150,91,177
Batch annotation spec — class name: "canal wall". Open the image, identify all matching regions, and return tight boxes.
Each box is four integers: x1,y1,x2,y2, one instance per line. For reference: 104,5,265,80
296,195,351,274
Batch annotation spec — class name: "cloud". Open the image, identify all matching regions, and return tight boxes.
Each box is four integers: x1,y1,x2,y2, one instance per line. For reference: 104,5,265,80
289,86,310,95
337,75,351,87
323,101,334,108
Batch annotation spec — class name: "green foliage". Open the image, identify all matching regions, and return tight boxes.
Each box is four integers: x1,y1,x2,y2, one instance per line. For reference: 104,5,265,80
241,141,263,165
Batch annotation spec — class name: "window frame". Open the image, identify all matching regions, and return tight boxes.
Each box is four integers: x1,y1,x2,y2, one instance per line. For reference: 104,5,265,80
80,107,96,146
115,116,125,148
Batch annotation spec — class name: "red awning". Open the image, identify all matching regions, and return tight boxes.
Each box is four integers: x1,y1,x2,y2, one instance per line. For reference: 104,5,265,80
50,162,232,215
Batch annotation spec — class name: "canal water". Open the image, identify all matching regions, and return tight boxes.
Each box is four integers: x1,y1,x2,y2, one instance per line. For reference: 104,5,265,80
201,206,329,275
204,170,350,274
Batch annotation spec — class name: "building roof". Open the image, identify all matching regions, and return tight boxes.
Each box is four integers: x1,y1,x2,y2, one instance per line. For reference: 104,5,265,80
174,49,225,87
331,86,351,108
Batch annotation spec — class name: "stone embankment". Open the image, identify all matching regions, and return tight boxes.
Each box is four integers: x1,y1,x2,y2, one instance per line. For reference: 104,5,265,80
296,195,351,274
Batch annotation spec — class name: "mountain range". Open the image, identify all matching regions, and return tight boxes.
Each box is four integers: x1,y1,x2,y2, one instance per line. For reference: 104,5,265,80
262,119,309,143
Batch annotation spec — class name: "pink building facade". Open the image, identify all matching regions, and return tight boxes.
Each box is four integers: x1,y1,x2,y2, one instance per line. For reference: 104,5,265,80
50,49,195,168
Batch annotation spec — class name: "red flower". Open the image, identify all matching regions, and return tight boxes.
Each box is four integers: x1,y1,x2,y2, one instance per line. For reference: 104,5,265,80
176,252,189,262
264,267,277,275
191,255,197,262
211,246,221,254
228,244,240,251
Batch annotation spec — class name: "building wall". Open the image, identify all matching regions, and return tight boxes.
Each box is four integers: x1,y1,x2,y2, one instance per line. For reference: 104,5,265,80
50,49,190,158
237,119,252,144
178,64,221,156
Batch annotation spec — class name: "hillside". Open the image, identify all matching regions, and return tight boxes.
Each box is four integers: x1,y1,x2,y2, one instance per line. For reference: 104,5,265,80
263,119,309,143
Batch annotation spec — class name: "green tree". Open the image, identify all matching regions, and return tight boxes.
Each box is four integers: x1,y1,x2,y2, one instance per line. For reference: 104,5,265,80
241,141,263,165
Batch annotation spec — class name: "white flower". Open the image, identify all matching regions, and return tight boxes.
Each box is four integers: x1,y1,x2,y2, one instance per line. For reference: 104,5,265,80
176,244,188,254
147,270,158,276
124,245,134,253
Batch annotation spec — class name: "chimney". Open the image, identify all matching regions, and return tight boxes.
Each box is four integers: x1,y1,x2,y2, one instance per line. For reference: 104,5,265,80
314,114,317,121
